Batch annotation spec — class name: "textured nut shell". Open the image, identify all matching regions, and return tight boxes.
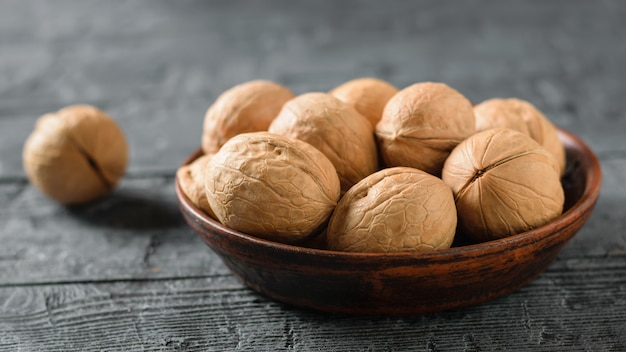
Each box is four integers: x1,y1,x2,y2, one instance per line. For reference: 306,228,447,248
205,132,341,243
376,82,476,176
473,98,566,175
23,105,128,204
327,167,457,253
176,153,216,219
268,92,378,193
442,128,564,242
329,77,399,131
202,80,295,154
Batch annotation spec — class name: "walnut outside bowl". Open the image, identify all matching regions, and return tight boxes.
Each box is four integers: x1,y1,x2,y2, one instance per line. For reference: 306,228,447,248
176,128,601,315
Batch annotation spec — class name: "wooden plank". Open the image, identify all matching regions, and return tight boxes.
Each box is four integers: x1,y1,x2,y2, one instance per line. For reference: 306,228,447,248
0,176,230,285
1,255,625,351
0,0,625,350
562,156,626,257
1,0,626,178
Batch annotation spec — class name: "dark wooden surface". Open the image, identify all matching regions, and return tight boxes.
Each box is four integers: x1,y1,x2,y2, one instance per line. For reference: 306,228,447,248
1,0,624,350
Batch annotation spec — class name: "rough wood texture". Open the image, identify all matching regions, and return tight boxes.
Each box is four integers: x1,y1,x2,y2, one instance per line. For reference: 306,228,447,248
1,257,625,351
1,0,625,350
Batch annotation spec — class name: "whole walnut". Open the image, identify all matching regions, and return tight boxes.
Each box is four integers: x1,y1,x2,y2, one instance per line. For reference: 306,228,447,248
176,153,216,219
268,92,378,193
23,105,128,205
202,80,294,154
473,98,566,175
329,77,399,131
205,132,341,244
375,82,476,176
327,167,457,253
442,128,564,242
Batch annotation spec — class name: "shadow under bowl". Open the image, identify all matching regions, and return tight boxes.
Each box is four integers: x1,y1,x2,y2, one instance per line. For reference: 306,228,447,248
176,128,601,315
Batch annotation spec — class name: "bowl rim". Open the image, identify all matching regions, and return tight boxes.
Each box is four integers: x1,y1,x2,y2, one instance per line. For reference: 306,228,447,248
176,127,602,261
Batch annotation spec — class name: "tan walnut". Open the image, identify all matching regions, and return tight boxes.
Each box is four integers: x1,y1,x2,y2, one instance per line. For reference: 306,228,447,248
327,167,457,253
375,82,475,176
442,128,564,242
23,105,128,205
330,77,399,131
269,92,378,193
176,153,216,219
205,132,341,244
473,97,566,175
202,80,294,154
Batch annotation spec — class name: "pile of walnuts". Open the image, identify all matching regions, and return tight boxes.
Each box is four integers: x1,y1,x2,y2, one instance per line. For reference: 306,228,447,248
21,78,564,254
176,78,566,253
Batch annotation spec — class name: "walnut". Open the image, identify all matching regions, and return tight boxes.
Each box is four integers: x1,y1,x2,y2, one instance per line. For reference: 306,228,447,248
442,128,564,242
327,167,457,253
205,132,341,244
375,82,476,176
329,77,399,131
22,105,128,205
202,80,294,154
176,153,216,219
473,98,566,175
268,92,378,193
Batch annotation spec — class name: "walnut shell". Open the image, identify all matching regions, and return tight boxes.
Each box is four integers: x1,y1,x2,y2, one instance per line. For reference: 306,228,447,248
201,80,294,154
205,132,341,243
442,128,564,242
329,77,399,131
474,98,566,175
23,105,128,205
176,153,216,219
268,92,378,193
327,167,457,253
375,82,476,176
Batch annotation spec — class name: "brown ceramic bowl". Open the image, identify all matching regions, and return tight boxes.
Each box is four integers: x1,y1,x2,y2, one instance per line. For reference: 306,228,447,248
176,128,601,315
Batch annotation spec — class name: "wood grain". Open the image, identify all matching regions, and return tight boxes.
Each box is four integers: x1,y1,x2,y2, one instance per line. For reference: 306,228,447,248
1,0,625,178
1,0,625,350
0,176,230,285
1,256,625,351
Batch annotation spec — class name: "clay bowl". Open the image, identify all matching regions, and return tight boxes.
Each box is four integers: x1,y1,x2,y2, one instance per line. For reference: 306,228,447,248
176,128,601,315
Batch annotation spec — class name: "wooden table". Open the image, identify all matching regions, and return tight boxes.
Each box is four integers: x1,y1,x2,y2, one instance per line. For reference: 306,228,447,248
1,1,625,350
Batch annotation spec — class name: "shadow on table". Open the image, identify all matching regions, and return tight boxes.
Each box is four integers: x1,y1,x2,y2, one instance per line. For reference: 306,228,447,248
66,190,184,230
